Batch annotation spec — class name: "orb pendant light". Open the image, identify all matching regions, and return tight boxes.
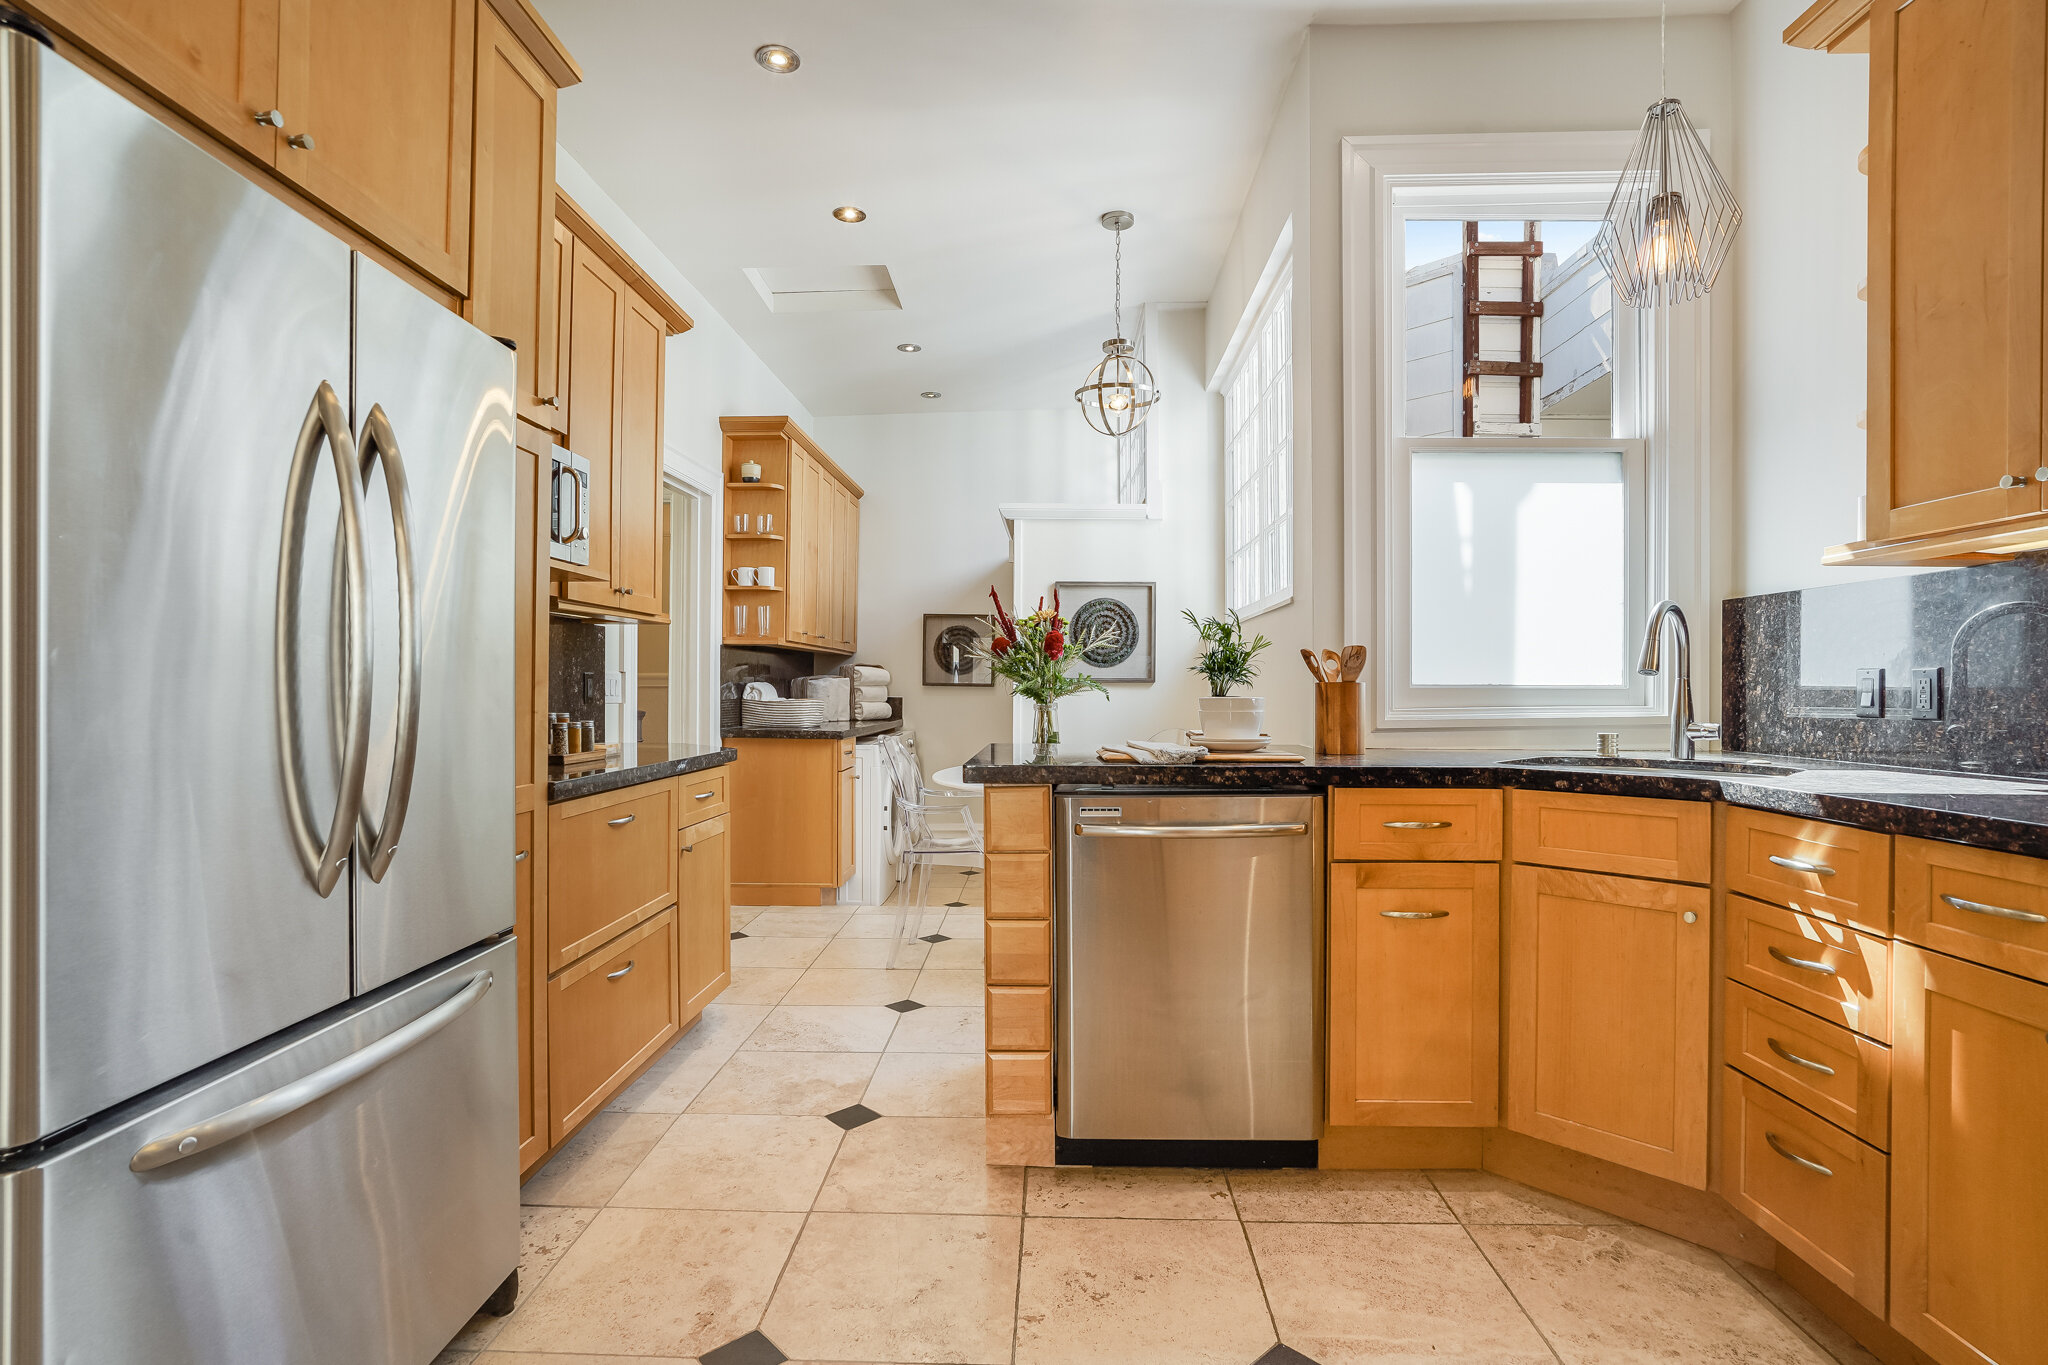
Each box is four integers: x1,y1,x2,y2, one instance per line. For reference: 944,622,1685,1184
1074,210,1160,438
1593,3,1742,308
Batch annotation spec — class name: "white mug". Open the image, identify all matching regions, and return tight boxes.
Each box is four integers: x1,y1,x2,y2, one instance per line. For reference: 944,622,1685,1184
730,566,757,587
757,566,776,587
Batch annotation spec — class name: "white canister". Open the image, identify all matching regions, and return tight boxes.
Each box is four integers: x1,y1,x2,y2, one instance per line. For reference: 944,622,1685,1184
1196,695,1265,741
738,460,763,483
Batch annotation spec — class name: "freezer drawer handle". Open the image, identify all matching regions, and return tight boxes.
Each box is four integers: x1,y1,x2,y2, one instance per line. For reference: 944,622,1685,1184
1767,854,1836,876
129,969,494,1173
1767,946,1838,976
1941,893,2048,925
1380,910,1449,920
1764,1131,1833,1177
352,404,421,883
277,381,371,898
1382,821,1452,830
1072,822,1307,839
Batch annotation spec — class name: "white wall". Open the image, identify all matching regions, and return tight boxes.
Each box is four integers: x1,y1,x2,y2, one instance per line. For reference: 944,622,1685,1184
1727,0,1895,595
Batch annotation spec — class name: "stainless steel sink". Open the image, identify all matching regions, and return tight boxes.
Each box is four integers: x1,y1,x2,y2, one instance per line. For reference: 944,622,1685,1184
1508,755,1806,778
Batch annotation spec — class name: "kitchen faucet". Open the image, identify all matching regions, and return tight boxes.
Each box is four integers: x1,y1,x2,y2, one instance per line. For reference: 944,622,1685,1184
1637,600,1721,760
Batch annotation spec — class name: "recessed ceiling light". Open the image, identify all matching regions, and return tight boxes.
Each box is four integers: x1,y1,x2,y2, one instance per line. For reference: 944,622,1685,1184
832,205,866,223
920,391,941,399
896,343,922,353
754,44,800,73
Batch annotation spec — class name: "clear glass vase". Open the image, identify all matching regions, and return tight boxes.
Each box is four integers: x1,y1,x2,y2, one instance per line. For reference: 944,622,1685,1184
1030,700,1060,752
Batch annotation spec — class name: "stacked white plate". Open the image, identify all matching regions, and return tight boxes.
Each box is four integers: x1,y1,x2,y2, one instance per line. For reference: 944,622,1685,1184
742,697,828,728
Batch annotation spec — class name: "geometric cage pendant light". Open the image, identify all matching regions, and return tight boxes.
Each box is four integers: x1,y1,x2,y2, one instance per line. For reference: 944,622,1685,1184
1074,210,1161,437
1593,3,1742,309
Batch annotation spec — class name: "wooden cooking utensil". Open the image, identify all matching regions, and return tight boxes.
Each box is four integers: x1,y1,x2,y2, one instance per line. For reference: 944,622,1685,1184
1322,649,1344,683
1340,644,1367,682
1301,647,1329,682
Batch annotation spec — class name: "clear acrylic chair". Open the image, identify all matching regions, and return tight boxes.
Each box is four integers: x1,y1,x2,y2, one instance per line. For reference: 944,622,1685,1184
877,734,982,969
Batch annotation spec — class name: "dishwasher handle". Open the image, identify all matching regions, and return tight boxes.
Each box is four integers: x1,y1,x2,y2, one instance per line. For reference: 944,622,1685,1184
1073,821,1309,839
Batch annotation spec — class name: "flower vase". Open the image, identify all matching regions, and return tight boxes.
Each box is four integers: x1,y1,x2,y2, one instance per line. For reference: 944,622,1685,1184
1030,700,1060,753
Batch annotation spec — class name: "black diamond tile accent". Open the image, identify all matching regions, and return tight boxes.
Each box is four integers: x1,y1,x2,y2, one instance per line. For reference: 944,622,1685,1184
700,1329,788,1365
1253,1345,1320,1365
885,999,925,1013
825,1103,882,1130
945,900,968,908
919,933,950,943
730,931,747,940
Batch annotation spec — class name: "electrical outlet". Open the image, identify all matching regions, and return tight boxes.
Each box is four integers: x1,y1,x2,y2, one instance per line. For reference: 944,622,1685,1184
1909,666,1943,719
604,671,624,704
1855,667,1884,717
581,670,598,702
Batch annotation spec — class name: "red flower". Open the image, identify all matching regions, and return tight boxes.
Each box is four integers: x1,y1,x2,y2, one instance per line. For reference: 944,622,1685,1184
988,586,1019,644
1045,630,1065,661
990,637,1011,658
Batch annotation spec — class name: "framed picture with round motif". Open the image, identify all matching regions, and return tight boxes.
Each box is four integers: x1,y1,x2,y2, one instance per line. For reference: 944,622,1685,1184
922,613,994,686
1054,581,1155,683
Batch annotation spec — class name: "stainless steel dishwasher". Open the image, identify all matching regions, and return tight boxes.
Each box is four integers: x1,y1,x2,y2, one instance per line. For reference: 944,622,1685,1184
1055,788,1321,1167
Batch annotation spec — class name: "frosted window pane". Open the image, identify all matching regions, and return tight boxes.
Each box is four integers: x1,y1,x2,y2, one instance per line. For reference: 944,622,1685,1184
1410,449,1626,687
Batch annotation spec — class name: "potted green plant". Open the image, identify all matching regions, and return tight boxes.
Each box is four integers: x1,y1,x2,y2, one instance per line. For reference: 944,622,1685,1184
979,587,1123,750
1183,609,1273,741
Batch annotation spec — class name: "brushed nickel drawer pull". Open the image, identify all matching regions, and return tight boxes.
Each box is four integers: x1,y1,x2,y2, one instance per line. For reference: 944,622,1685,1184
606,960,636,981
1765,1131,1834,1176
1383,820,1453,830
1768,854,1836,876
607,814,637,827
1767,1037,1836,1076
1768,946,1838,975
1941,893,2048,925
1381,910,1449,920
513,850,528,863
694,791,715,800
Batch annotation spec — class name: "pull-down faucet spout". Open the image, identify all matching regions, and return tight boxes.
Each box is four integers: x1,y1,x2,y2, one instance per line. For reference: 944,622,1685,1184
1637,600,1721,760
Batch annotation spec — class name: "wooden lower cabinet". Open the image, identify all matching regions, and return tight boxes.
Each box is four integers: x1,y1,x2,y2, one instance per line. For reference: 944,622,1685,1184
677,813,730,1021
1508,790,1712,885
1725,894,1892,1043
985,784,1054,1121
1329,860,1499,1127
513,806,548,1173
1329,789,1502,861
1890,942,2048,1365
1505,864,1711,1187
547,907,679,1142
728,737,852,903
547,781,677,969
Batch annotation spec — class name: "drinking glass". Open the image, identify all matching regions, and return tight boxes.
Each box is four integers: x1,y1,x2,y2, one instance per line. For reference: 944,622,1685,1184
758,605,771,636
733,605,747,636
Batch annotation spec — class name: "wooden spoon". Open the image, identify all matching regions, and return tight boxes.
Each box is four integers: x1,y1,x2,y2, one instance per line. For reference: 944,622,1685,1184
1322,649,1345,683
1301,647,1329,682
1340,644,1367,682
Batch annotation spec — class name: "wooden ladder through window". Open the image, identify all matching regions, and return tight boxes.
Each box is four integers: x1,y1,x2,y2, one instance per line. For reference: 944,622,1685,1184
1461,221,1545,437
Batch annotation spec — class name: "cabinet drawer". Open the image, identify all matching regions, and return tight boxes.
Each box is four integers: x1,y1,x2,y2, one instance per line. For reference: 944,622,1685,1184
678,769,728,821
985,853,1051,920
548,909,679,1141
984,786,1051,853
1725,896,1890,1042
1722,1069,1888,1316
1724,980,1889,1149
987,919,1050,986
987,1050,1052,1115
1723,808,1891,936
1508,790,1710,884
987,986,1052,1051
548,783,678,971
1330,788,1501,861
1896,836,2048,985
839,738,856,771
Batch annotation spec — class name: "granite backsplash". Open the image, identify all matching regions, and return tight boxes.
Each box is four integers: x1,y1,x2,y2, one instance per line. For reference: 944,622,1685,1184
549,618,607,731
1722,553,2048,777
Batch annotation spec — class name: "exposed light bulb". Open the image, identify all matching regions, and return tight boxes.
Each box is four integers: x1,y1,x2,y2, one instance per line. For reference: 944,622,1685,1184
1105,393,1133,412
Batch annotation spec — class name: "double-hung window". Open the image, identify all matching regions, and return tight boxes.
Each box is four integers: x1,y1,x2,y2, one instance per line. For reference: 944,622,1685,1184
1344,134,1711,736
1222,258,1293,618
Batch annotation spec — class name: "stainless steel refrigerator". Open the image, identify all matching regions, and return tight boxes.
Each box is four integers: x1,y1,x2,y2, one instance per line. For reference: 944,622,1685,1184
0,18,519,1363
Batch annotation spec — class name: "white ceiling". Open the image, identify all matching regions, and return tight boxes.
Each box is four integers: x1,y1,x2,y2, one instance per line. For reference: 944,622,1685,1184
539,0,1730,417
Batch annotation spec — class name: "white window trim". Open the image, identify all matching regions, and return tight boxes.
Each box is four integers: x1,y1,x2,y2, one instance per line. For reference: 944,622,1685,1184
1341,132,1717,741
1214,224,1296,621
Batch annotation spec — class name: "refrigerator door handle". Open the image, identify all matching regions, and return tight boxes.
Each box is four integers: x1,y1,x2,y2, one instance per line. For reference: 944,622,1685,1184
128,968,494,1172
353,402,420,882
277,380,372,897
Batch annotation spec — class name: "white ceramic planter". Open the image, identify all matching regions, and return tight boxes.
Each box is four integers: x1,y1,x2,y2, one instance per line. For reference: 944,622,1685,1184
1197,695,1265,740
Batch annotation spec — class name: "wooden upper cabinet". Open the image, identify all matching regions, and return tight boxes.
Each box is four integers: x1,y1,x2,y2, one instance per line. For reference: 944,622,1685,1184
1856,0,2048,550
28,0,282,159
718,417,859,649
547,218,573,436
465,1,557,425
564,235,623,580
274,0,476,293
613,292,666,608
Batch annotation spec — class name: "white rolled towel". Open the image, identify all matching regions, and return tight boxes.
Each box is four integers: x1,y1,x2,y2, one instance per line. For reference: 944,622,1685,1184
854,700,895,722
850,665,890,687
855,684,889,704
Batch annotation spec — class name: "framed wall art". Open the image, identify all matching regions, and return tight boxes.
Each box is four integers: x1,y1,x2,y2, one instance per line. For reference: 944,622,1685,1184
1055,581,1155,683
922,613,994,686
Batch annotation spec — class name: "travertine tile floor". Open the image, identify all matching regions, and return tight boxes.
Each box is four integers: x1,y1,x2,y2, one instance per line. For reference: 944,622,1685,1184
436,867,1879,1365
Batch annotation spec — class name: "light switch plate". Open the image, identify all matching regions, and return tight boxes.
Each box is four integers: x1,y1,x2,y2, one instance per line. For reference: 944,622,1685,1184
604,671,624,703
1855,667,1884,717
1909,666,1943,719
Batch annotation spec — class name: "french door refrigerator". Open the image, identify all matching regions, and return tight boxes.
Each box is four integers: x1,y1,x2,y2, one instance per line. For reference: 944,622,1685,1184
0,18,518,1363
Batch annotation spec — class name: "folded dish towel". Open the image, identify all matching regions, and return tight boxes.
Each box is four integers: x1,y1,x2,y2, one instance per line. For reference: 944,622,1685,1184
850,665,890,688
1118,739,1208,765
855,684,889,704
854,700,895,722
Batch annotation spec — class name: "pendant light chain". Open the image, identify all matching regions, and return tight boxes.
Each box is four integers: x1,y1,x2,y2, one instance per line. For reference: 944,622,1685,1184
1660,0,1667,101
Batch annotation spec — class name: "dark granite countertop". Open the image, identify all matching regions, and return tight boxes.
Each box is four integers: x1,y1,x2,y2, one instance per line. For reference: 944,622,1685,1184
961,744,2048,859
548,741,737,804
722,716,904,741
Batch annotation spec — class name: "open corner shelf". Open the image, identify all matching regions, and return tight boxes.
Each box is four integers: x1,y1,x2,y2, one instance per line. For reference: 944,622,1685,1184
726,532,786,541
725,481,786,491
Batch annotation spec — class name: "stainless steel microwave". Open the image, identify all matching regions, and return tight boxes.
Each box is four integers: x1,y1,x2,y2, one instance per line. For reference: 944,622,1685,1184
550,445,589,566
